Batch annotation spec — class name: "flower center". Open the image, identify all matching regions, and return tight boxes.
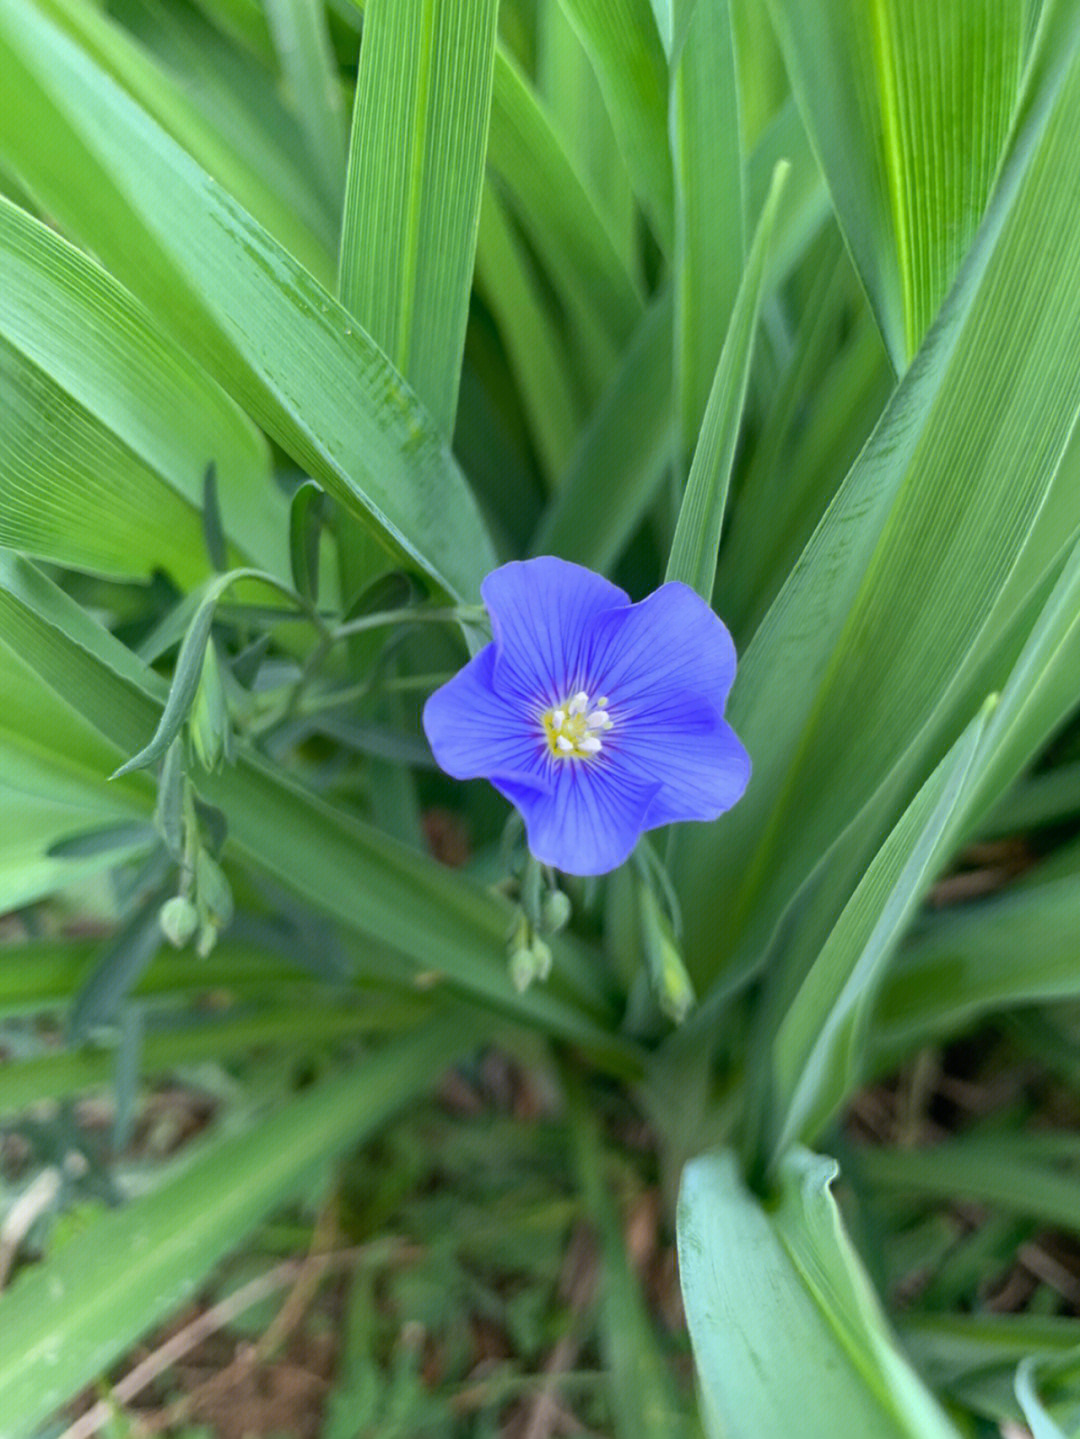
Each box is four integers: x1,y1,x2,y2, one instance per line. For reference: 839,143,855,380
541,691,613,759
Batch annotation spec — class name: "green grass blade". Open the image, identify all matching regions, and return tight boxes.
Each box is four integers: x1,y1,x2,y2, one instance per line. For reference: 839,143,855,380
556,0,673,251
339,0,498,436
0,0,496,602
263,0,346,209
675,13,1080,986
875,857,1080,1061
567,1074,696,1438
671,0,743,462
767,0,1032,368
678,1148,962,1439
857,1137,1080,1236
530,292,673,572
665,161,786,599
0,1012,484,1439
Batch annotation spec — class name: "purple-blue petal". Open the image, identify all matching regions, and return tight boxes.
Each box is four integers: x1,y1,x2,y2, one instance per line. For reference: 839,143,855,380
422,645,550,792
483,557,630,705
617,709,751,829
495,761,660,876
585,581,737,717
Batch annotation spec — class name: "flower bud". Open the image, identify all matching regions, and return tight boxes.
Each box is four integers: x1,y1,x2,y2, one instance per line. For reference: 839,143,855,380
159,894,198,949
190,641,231,773
540,889,571,934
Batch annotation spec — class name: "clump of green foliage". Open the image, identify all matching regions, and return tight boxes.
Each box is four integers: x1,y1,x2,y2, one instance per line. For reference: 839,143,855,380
3,0,1080,1434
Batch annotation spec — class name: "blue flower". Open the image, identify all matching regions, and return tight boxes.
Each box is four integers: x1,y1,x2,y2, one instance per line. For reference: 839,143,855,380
423,557,750,875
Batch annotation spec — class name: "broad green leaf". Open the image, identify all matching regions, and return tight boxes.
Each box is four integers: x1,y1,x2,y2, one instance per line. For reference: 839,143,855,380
488,43,644,395
117,0,338,258
263,0,346,209
0,198,286,578
1017,1354,1080,1439
0,555,634,1064
0,338,213,583
0,1013,484,1438
0,0,496,603
29,0,335,282
677,1148,961,1439
765,699,989,1162
0,643,151,911
767,0,1033,367
671,0,743,461
475,182,582,484
675,12,1080,987
556,0,674,250
982,759,1080,836
339,0,499,436
665,162,786,600
530,292,672,572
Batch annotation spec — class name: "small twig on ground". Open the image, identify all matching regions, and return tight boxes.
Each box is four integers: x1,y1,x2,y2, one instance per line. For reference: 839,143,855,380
520,1224,598,1439
58,1241,412,1439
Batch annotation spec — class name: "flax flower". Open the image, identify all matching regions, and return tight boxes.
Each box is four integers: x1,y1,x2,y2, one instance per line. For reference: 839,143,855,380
423,557,750,875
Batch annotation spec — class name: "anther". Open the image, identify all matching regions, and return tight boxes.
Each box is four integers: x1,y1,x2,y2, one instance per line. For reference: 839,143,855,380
580,736,602,754
568,691,589,716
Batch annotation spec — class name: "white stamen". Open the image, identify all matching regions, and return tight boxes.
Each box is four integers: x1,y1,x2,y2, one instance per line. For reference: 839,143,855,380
568,691,589,716
551,709,565,727
586,710,608,727
580,736,602,753
556,735,574,752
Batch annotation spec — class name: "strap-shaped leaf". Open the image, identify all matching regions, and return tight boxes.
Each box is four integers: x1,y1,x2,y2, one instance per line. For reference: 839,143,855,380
340,0,499,438
556,0,674,250
665,162,786,600
678,1149,962,1439
767,0,1033,367
0,198,286,579
0,0,496,603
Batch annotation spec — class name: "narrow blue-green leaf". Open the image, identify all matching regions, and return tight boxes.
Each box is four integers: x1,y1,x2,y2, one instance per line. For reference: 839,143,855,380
263,0,346,209
671,0,743,460
0,1013,484,1439
665,161,786,599
0,0,496,602
68,905,163,1041
678,1148,962,1439
531,292,672,572
767,698,989,1160
556,0,674,250
339,0,498,436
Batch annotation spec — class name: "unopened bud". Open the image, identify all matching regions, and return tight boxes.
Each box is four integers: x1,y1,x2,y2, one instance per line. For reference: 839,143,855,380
159,894,198,948
540,889,571,934
190,641,231,773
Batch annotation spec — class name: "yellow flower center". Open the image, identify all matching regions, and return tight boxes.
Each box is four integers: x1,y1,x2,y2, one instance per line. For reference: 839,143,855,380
541,691,613,759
